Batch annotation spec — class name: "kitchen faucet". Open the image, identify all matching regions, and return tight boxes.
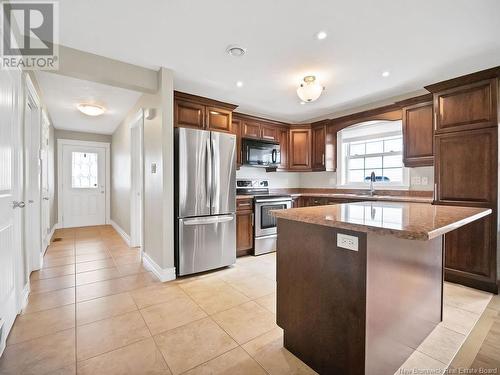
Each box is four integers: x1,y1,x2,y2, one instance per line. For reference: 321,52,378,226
369,171,376,196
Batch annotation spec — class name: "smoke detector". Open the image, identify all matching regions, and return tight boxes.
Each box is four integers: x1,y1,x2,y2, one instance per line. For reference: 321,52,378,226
226,45,246,57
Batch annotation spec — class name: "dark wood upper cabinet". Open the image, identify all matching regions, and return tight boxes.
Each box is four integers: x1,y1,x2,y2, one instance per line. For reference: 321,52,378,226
433,79,498,133
206,107,232,133
278,128,289,170
231,117,242,166
174,99,205,129
311,124,326,171
325,125,337,172
174,92,237,132
434,127,497,207
289,127,312,170
402,100,434,167
242,120,261,139
260,124,278,142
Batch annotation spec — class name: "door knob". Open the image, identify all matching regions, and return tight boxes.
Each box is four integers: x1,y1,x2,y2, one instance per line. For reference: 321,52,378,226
12,201,26,209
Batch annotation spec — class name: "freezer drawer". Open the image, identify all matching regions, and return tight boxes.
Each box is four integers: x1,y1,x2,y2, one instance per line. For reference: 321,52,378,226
177,214,236,276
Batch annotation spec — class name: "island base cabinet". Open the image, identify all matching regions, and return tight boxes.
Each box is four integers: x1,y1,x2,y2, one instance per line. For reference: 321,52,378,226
276,219,443,375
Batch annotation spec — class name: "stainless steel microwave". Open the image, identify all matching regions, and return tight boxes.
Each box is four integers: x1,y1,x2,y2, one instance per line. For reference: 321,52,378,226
242,139,281,167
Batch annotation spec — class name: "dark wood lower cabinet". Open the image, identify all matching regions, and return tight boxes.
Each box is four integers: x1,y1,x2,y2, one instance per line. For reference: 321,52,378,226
236,199,254,256
444,214,498,293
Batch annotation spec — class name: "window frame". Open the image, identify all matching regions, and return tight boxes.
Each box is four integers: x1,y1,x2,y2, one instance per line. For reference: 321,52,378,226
337,125,410,190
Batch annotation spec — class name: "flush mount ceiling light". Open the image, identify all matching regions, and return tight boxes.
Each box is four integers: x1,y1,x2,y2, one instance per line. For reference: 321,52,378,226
296,75,325,103
226,45,246,57
236,81,243,87
316,31,327,40
77,103,106,117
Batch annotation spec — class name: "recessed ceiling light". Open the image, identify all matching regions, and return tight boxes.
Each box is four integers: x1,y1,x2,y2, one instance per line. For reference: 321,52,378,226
316,31,327,40
300,101,306,105
77,103,106,117
382,71,390,77
226,45,246,57
236,81,243,87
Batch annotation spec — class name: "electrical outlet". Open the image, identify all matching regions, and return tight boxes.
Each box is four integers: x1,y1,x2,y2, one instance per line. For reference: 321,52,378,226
421,177,428,185
337,233,358,251
411,176,421,185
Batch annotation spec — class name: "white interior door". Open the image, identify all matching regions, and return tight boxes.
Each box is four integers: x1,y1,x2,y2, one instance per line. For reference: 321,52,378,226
0,69,22,356
40,113,50,251
24,87,42,272
130,112,144,248
62,144,106,228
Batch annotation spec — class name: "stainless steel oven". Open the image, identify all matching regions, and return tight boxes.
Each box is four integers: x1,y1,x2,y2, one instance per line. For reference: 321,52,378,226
254,196,292,255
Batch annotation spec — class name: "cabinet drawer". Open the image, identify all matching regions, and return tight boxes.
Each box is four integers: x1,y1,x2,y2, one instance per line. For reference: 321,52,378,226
236,199,253,211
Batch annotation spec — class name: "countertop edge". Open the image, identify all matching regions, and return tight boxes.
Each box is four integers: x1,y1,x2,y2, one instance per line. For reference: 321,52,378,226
272,205,492,241
426,208,492,240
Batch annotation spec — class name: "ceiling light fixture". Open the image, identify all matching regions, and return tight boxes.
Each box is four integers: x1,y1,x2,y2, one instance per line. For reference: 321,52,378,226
296,76,324,103
236,81,243,87
382,71,390,77
77,103,106,117
316,31,327,40
226,45,246,57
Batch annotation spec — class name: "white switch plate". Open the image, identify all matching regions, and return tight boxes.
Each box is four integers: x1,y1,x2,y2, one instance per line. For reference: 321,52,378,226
411,176,421,185
421,177,428,185
337,233,359,251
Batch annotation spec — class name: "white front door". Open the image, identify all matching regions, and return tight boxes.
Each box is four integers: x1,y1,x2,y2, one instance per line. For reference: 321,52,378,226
62,144,106,228
0,68,22,355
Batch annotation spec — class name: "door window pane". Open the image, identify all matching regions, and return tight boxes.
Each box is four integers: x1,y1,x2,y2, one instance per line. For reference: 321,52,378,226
72,152,98,188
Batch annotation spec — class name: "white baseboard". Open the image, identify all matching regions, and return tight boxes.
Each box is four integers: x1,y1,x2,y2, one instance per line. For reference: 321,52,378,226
110,219,131,246
142,252,176,282
20,283,30,312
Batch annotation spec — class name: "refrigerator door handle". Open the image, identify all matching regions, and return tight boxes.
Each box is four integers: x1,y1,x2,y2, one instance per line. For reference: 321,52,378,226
211,137,219,210
182,215,234,226
205,138,212,208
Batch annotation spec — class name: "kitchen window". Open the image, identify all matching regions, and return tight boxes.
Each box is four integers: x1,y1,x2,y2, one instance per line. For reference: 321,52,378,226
338,120,408,188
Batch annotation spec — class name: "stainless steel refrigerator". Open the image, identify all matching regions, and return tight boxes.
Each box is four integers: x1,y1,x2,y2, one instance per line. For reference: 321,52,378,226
174,127,236,276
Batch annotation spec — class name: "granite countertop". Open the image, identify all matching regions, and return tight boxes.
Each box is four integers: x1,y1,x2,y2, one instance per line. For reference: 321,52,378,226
271,201,491,240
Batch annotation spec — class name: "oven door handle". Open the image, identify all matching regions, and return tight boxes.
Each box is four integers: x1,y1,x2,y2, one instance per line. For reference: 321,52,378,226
255,198,293,203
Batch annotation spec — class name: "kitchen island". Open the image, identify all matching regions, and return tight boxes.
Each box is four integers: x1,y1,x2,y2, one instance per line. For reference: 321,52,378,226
271,201,491,375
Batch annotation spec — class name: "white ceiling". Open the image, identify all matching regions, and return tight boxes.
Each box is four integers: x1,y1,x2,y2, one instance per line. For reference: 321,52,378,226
35,72,142,134
58,0,500,122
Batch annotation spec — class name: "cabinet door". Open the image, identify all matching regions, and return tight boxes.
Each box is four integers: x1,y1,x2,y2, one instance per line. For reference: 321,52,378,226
174,99,205,129
402,102,434,167
277,128,289,170
435,127,497,206
242,121,261,139
312,126,326,170
289,128,312,170
434,79,497,133
206,107,232,133
232,118,242,166
444,215,497,292
260,125,278,142
236,210,253,253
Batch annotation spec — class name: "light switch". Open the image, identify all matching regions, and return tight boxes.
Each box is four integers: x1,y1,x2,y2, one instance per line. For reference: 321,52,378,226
421,177,428,185
151,163,157,174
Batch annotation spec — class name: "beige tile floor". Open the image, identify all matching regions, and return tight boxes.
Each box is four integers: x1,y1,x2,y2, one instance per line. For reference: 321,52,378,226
0,225,496,375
